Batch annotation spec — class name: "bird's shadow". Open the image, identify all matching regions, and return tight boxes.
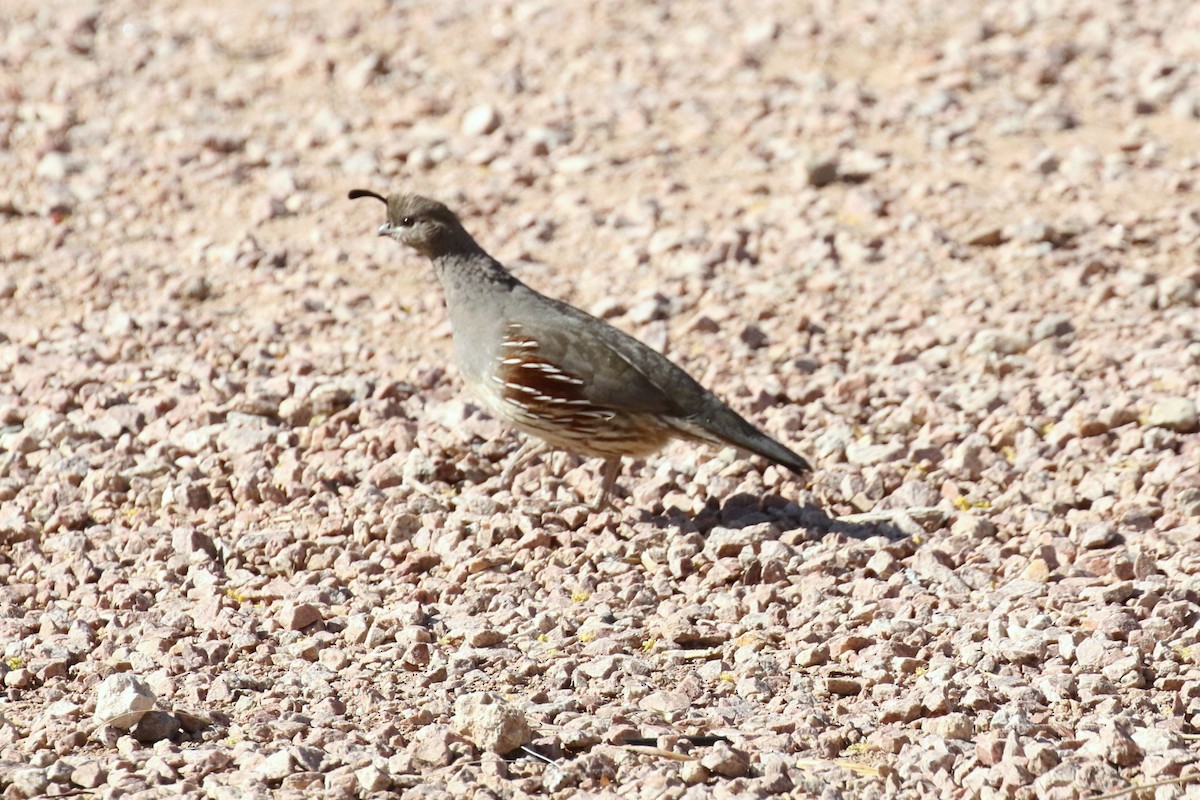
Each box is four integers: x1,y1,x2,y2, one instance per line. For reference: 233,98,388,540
640,492,910,542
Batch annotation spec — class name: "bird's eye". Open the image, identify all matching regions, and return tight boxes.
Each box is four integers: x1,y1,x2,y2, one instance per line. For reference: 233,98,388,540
400,216,413,227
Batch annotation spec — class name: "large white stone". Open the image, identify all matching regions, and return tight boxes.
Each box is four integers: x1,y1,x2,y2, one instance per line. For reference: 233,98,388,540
93,673,156,730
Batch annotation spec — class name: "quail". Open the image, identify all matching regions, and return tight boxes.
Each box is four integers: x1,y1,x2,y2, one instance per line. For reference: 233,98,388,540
349,189,811,509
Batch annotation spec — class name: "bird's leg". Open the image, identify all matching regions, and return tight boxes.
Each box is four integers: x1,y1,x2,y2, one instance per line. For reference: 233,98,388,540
592,457,623,512
500,439,551,490
406,473,461,510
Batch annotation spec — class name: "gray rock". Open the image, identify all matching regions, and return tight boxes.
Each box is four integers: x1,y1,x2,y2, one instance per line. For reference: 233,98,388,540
132,710,180,743
965,226,1006,247
1030,148,1060,174
805,155,839,187
1032,314,1074,341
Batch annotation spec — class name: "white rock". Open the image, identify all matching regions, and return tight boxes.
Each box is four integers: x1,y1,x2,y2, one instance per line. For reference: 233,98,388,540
10,768,48,797
923,712,974,740
176,424,223,454
681,760,710,784
343,53,383,90
945,434,989,480
356,765,390,792
742,19,781,46
41,699,81,724
1158,276,1196,307
255,749,296,781
556,154,594,173
93,673,156,730
845,439,906,466
1146,397,1198,432
461,104,501,136
1130,726,1176,753
36,152,69,180
951,514,997,539
452,692,532,754
968,328,1030,356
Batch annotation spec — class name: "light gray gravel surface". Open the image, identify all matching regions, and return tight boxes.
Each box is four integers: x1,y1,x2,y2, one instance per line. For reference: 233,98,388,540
2,0,1199,798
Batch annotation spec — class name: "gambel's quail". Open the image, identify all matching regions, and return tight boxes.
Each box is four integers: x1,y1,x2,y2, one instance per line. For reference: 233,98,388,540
349,189,811,509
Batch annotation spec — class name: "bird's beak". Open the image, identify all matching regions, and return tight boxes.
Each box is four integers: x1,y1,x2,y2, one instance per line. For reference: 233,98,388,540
377,223,393,237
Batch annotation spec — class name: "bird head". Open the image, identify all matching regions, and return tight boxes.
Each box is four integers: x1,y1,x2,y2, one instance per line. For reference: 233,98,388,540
348,189,476,259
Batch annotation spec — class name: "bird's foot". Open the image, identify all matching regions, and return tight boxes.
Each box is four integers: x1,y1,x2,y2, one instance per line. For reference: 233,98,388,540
498,439,551,489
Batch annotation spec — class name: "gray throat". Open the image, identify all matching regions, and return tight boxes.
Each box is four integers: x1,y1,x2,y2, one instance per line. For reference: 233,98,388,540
432,252,520,383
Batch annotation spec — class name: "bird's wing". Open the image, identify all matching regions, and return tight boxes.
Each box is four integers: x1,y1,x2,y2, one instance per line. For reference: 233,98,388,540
502,287,812,474
505,291,709,416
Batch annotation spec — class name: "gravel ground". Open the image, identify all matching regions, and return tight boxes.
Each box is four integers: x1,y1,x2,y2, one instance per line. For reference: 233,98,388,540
2,0,1200,797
